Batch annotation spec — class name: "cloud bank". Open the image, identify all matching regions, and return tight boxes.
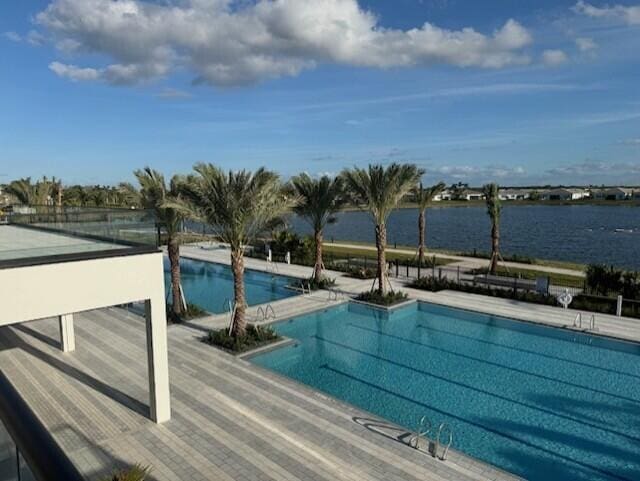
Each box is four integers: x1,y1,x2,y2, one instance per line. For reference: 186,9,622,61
573,1,640,25
36,0,533,87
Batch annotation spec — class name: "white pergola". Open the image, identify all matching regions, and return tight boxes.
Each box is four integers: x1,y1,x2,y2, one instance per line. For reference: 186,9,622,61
0,248,171,423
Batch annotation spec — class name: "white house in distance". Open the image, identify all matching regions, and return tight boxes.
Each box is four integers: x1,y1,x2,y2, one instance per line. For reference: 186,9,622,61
458,189,485,201
498,189,531,201
592,187,636,200
432,189,453,201
541,188,590,201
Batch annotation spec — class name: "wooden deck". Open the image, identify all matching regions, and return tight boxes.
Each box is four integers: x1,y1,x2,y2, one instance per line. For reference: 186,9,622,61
0,307,519,481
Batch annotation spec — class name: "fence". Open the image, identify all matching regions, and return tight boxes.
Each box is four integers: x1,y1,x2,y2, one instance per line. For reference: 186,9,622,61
246,245,640,319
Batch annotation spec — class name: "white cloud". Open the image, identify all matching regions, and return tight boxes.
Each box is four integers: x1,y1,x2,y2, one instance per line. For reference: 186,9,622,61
428,164,526,181
4,31,22,42
573,1,640,25
546,159,640,177
37,0,533,87
26,30,46,46
575,37,597,52
49,61,101,82
542,49,569,66
622,138,640,145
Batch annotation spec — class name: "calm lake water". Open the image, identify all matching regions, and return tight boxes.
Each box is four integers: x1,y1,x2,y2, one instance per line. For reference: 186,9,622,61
288,205,640,270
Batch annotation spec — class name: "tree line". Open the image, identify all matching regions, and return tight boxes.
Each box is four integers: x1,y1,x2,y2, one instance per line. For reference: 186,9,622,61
5,166,503,340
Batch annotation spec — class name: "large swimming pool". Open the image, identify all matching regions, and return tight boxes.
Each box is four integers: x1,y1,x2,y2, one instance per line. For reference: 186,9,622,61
164,257,299,314
252,302,640,481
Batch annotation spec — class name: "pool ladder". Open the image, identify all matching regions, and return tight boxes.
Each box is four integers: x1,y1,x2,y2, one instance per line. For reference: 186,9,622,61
300,281,312,295
327,288,344,301
224,299,237,335
573,312,597,331
409,416,453,461
256,303,276,323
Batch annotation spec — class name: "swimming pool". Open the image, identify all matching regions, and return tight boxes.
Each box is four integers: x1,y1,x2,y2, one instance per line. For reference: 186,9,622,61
252,302,640,481
164,257,299,314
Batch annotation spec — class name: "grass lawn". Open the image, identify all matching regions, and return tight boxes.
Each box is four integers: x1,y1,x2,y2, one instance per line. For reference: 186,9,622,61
469,266,585,288
323,244,453,266
324,239,585,272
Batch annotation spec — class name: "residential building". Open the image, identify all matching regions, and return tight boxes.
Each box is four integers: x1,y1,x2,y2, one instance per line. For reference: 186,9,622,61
458,189,485,201
498,189,531,201
593,187,636,200
541,188,589,201
432,189,453,201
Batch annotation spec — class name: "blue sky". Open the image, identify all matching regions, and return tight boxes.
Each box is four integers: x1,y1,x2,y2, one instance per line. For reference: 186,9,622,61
1,0,639,186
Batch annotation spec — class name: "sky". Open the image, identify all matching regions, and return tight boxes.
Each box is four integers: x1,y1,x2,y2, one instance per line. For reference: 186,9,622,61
0,0,639,187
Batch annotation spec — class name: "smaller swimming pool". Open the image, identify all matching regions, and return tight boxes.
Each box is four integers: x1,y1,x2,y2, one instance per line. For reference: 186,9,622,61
164,257,299,314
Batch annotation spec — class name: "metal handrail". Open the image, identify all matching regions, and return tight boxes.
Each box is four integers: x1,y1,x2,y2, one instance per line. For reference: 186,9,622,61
409,416,433,450
265,304,276,320
435,423,453,461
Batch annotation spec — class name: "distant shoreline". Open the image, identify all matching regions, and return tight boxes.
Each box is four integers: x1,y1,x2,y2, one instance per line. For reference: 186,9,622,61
342,199,640,211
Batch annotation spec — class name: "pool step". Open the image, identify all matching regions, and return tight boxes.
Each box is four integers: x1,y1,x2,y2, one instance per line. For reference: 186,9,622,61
410,416,453,461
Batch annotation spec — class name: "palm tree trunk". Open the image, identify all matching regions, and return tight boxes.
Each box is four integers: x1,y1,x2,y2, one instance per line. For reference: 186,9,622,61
168,237,183,315
489,221,500,274
313,229,324,280
417,210,425,266
231,248,247,337
375,224,388,295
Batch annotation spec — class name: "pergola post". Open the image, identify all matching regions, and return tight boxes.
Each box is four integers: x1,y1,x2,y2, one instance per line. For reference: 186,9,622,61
58,314,75,353
144,298,171,423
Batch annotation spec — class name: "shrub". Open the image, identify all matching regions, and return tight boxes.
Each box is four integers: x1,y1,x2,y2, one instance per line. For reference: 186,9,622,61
101,465,150,481
204,324,279,353
309,276,336,290
585,264,623,296
167,303,207,324
346,267,377,279
356,290,408,306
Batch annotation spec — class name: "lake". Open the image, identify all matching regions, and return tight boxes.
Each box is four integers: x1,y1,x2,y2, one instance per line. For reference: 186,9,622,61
287,205,640,270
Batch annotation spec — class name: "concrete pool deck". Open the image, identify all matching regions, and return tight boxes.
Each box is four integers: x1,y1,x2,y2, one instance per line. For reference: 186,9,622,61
181,243,640,345
0,307,520,481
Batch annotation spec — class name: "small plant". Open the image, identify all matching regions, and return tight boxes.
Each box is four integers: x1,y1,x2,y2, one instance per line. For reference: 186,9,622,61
101,464,150,481
166,303,207,324
347,267,377,279
356,290,408,306
204,324,279,353
309,276,336,290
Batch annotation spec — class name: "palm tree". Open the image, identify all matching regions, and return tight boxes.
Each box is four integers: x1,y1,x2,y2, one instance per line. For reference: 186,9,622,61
179,164,295,337
342,163,423,295
414,181,446,266
289,173,346,281
134,167,187,316
5,177,54,206
483,183,502,274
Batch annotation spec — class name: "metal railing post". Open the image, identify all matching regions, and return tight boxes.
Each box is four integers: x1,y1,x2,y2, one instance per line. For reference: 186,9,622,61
617,295,623,317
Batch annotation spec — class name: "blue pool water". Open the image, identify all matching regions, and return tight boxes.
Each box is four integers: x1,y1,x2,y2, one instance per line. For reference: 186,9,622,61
252,302,640,481
164,257,298,314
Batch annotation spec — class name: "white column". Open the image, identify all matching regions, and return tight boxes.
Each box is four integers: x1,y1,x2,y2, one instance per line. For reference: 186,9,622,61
144,299,171,423
58,313,75,353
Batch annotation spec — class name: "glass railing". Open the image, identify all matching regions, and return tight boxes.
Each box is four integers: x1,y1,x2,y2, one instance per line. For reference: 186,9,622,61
0,420,35,481
1,206,161,265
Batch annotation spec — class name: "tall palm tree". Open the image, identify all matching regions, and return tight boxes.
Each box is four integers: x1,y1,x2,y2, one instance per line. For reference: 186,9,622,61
414,181,446,266
483,183,502,274
179,164,295,337
289,173,346,281
342,163,423,294
134,167,187,316
5,177,54,206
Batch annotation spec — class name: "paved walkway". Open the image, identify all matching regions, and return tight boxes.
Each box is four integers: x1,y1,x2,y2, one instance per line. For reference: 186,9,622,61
326,241,586,278
184,242,640,344
0,308,519,481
